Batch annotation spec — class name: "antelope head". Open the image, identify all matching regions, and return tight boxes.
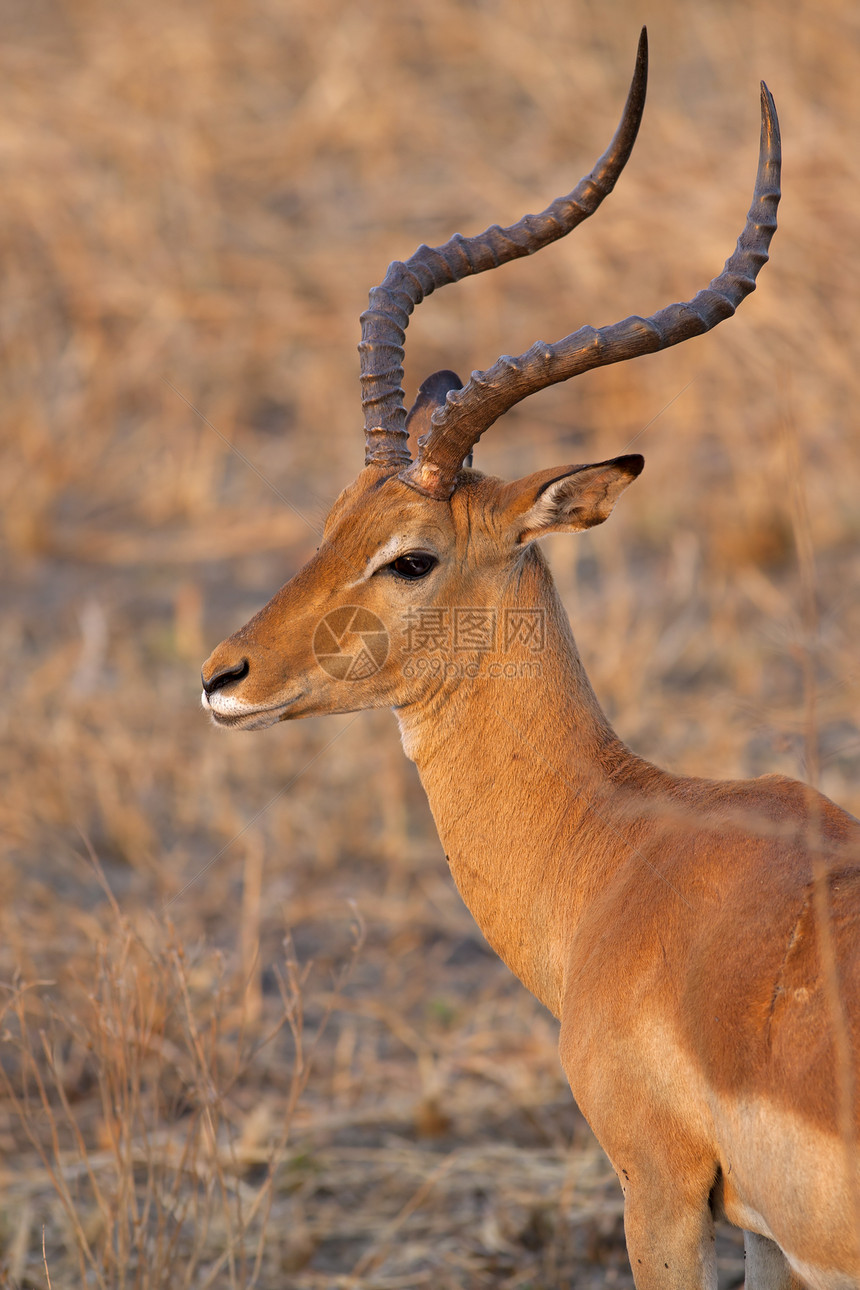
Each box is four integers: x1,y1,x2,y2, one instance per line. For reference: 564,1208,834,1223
202,31,780,733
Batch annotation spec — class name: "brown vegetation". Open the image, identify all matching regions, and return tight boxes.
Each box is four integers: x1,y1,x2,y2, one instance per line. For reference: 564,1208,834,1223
1,0,858,1284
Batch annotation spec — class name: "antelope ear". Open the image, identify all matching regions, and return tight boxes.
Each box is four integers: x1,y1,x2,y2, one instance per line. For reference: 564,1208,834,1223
406,370,464,457
503,454,644,545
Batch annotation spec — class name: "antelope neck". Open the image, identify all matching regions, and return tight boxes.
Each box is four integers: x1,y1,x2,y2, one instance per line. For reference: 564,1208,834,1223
394,550,648,1016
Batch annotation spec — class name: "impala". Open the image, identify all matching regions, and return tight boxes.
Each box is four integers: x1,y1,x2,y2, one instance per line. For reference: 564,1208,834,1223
201,31,860,1289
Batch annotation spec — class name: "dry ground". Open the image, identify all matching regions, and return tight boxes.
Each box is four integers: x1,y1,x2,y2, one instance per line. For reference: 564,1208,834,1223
1,0,858,1285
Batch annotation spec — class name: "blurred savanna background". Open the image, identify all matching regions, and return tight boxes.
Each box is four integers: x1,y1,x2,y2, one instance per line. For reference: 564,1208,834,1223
1,0,858,1284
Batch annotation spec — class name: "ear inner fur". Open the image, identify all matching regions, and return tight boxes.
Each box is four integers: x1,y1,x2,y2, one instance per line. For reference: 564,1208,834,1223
517,455,644,541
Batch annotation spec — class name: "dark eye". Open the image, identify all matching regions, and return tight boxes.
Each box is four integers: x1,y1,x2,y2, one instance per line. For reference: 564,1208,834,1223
390,552,437,580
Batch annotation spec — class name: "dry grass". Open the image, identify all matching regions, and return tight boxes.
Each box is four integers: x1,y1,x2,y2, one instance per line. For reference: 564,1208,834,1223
1,871,358,1288
0,0,858,1284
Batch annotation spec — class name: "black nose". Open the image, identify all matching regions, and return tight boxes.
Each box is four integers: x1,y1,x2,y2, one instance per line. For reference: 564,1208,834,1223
202,658,250,695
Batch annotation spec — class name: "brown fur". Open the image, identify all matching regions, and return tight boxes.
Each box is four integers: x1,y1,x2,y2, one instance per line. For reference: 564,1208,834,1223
203,463,860,1289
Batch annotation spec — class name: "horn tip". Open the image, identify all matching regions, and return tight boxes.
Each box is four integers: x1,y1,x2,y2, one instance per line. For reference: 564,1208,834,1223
758,81,781,156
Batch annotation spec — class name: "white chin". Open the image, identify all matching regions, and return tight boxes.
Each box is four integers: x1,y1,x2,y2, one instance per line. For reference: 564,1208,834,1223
201,691,284,730
211,709,281,730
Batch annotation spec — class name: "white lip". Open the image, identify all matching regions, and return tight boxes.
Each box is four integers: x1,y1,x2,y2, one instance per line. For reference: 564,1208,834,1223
201,690,294,730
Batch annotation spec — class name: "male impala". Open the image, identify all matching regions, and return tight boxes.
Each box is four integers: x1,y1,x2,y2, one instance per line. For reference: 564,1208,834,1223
202,32,860,1289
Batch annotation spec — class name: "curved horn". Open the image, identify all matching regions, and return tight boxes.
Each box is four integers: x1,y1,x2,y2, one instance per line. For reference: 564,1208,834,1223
359,27,649,470
402,84,781,500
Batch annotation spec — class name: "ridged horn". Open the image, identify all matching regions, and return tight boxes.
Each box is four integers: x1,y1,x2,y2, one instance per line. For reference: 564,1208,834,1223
359,27,649,470
402,82,781,500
